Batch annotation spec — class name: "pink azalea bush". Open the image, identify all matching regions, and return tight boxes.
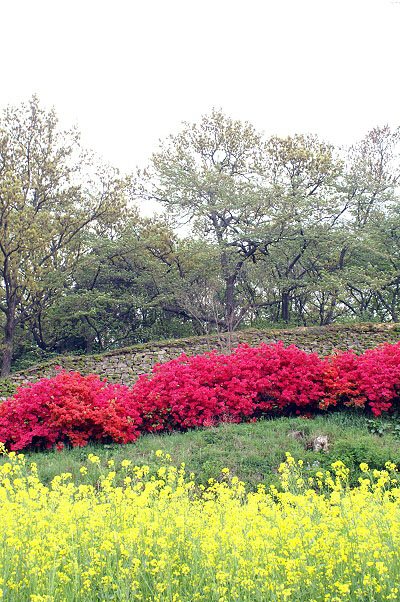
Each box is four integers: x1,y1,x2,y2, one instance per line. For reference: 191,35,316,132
322,342,400,416
132,343,327,432
0,370,142,450
0,341,399,450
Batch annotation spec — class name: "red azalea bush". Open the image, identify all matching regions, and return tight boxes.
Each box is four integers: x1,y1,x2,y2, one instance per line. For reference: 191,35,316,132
322,343,400,416
131,343,327,431
0,370,142,450
1,340,400,451
320,351,367,411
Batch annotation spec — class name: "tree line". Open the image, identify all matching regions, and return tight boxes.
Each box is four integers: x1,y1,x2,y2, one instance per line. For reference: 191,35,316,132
0,97,399,376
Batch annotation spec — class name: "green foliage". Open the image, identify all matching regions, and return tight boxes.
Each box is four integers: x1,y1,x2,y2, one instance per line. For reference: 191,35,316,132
366,414,400,438
32,218,201,353
0,378,17,399
1,101,400,370
0,96,131,375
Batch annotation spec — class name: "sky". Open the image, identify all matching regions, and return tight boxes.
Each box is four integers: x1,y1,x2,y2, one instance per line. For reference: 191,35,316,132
1,0,399,180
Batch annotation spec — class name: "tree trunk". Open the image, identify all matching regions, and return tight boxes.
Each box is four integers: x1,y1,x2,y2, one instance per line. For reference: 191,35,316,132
82,322,94,354
1,303,16,377
281,292,290,323
224,275,236,331
219,274,238,351
322,294,337,325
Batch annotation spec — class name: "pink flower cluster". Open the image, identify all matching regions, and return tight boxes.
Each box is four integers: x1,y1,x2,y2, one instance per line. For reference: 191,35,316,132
0,341,399,450
0,371,142,450
133,343,327,432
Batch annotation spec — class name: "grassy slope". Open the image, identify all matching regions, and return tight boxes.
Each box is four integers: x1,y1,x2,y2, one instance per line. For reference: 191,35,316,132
5,409,400,491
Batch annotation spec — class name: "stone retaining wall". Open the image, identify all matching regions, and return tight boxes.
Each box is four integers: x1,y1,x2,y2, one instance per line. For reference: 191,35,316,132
1,322,400,397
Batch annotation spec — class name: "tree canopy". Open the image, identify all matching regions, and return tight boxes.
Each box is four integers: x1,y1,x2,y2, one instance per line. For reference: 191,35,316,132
1,100,399,376
0,96,131,375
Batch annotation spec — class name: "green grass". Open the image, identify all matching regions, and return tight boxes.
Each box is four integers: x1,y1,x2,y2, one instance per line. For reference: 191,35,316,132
4,409,400,491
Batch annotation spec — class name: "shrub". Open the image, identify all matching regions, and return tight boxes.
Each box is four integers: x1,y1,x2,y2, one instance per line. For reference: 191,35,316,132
320,350,367,411
131,343,327,432
0,370,142,450
2,340,400,451
322,343,400,415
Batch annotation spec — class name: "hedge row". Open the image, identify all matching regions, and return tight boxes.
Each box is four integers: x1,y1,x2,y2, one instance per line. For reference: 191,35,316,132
1,342,400,450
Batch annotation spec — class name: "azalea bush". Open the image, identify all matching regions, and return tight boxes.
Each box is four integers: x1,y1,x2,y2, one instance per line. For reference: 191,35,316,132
322,342,400,415
1,341,400,451
133,343,327,432
0,370,142,450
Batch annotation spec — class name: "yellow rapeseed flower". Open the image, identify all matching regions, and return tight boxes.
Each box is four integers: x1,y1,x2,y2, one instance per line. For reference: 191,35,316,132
0,450,399,602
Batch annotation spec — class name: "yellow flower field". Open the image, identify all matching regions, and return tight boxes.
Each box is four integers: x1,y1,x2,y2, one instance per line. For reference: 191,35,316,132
0,446,400,602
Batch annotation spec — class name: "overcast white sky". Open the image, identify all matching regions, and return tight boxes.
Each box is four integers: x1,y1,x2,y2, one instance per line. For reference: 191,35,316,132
1,0,399,177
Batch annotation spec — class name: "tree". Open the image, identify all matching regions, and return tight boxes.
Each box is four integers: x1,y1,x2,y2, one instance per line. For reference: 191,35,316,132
142,111,351,333
142,109,282,340
30,216,201,354
319,125,400,324
257,133,345,324
343,125,400,228
0,96,129,376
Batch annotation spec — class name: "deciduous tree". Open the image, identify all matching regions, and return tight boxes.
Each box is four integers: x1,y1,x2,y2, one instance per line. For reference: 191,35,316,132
0,96,129,375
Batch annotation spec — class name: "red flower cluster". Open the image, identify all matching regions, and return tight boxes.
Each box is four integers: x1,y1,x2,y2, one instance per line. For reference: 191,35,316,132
0,341,400,450
0,371,142,450
132,343,326,432
322,343,400,416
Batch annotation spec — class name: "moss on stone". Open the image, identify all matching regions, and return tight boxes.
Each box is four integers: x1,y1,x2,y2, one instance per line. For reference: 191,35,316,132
2,322,400,390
